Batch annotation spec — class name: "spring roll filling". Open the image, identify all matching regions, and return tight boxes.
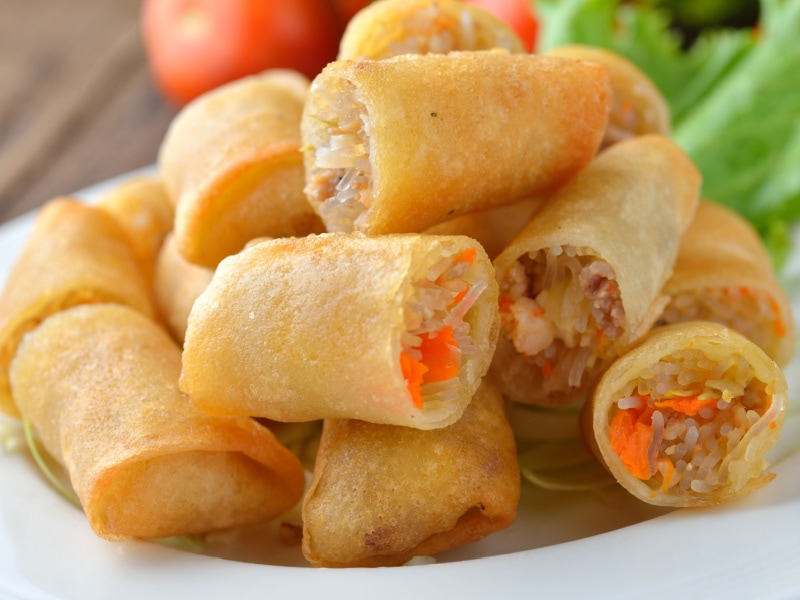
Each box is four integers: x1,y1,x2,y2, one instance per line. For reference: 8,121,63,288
375,5,517,58
660,287,787,351
401,246,487,409
305,82,373,233
609,349,779,496
499,245,626,392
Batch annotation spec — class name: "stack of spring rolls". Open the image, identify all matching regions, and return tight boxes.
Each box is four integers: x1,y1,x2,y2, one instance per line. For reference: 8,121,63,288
0,0,795,568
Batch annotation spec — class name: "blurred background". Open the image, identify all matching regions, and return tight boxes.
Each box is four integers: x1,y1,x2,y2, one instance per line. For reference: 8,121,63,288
0,0,760,226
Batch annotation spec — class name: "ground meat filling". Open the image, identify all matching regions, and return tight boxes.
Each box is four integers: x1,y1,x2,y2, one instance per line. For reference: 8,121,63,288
610,350,775,496
499,245,626,392
660,287,786,357
304,82,372,233
401,247,486,409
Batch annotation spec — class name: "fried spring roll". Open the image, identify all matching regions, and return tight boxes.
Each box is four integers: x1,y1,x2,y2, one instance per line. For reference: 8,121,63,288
492,136,701,406
659,201,796,366
153,233,214,345
180,233,499,430
302,50,612,234
302,378,519,567
584,321,787,507
0,198,155,417
158,70,324,268
9,303,305,540
546,45,670,150
99,176,175,282
338,0,524,60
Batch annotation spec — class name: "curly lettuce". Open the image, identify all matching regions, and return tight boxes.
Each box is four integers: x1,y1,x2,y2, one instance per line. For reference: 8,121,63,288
536,0,800,267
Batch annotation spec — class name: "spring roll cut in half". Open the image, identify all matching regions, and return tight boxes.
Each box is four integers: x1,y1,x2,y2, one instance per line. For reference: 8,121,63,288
159,69,324,268
9,303,305,540
492,135,701,406
546,45,670,150
0,198,155,417
302,378,519,567
337,0,524,60
659,201,796,366
302,50,612,235
180,233,499,429
585,321,787,507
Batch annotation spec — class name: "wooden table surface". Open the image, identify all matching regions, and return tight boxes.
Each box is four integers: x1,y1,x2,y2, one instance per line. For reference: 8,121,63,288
0,0,178,225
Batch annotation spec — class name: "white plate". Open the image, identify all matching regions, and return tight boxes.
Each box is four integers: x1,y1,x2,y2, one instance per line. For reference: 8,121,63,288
1,171,799,600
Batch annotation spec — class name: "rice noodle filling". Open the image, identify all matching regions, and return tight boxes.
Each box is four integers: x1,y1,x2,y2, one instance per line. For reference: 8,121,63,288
381,6,519,58
402,249,486,406
660,287,784,356
611,349,776,496
499,245,626,392
305,82,372,233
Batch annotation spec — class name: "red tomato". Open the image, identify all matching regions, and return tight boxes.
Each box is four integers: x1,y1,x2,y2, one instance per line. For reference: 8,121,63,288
141,0,344,107
462,0,539,52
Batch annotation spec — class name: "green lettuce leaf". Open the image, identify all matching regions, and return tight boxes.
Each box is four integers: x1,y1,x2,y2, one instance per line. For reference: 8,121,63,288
535,0,800,266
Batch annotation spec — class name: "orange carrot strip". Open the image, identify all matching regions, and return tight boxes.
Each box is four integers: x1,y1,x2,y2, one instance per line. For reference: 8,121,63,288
610,407,654,480
418,326,460,385
768,297,786,337
657,457,675,492
451,287,469,307
454,247,477,265
400,351,428,410
654,396,717,417
499,295,514,313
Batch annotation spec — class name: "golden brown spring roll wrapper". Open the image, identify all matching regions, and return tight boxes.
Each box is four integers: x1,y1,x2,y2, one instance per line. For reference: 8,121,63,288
546,45,670,150
9,303,306,540
338,0,524,60
153,233,214,345
99,176,175,282
584,321,787,507
660,201,796,366
0,198,155,417
302,50,612,235
492,135,701,406
181,233,499,430
158,69,324,269
425,197,544,260
302,378,519,567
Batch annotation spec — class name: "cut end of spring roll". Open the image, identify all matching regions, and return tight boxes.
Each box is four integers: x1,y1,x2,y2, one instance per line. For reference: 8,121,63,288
180,233,499,430
586,321,787,507
492,135,701,406
302,378,519,567
337,0,525,60
0,198,155,417
302,50,612,235
9,303,306,541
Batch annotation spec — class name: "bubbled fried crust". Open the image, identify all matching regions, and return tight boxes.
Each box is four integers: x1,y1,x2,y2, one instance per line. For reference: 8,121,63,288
302,378,519,567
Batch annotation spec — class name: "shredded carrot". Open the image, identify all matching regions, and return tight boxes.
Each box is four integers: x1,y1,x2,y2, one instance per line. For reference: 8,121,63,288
400,351,428,410
653,396,717,417
770,421,777,429
418,326,460,385
499,295,514,313
657,457,675,492
769,297,786,337
610,406,654,480
454,247,477,265
541,358,553,378
451,286,469,307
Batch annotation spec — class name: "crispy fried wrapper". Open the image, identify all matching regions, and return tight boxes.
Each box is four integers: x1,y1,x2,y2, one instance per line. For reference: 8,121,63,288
99,176,175,282
660,201,796,366
546,45,670,150
492,135,701,406
9,303,305,540
180,233,499,430
337,0,524,60
302,50,612,235
158,69,324,268
153,232,214,345
0,198,155,417
302,377,520,567
584,321,787,507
